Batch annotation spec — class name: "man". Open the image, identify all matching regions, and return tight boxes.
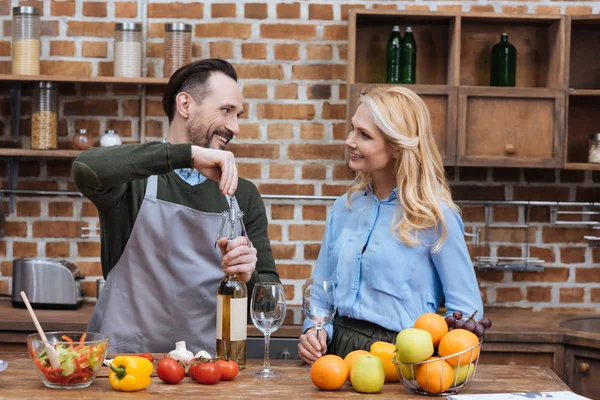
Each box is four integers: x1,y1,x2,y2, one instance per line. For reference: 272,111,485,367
72,59,279,354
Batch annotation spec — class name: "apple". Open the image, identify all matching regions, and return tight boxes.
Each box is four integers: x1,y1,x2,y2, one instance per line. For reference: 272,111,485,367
399,364,415,380
452,363,476,385
350,355,385,394
395,328,434,363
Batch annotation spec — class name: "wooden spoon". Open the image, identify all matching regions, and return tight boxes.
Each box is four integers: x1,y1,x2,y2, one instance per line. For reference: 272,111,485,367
20,291,61,369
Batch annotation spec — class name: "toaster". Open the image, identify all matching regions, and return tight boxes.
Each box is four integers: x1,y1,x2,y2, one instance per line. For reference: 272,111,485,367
12,258,84,310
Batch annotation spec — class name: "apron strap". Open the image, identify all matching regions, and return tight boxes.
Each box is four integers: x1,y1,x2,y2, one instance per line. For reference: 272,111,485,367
144,175,158,201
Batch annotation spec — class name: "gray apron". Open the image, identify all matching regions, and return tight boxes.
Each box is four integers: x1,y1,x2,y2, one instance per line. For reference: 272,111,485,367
88,174,238,354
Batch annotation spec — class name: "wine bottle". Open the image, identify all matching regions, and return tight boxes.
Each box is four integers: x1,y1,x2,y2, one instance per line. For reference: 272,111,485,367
490,33,516,87
386,25,402,84
216,197,248,368
400,26,417,84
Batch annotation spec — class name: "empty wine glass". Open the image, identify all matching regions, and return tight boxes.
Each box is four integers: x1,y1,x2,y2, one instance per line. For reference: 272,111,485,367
302,278,336,353
251,283,286,378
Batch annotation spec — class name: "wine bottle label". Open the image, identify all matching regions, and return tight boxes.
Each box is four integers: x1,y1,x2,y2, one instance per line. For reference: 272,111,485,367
216,296,247,341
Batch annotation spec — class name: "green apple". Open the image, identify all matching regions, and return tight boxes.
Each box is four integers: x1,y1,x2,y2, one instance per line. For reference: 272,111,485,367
351,355,385,394
395,328,434,363
400,364,415,380
452,362,476,385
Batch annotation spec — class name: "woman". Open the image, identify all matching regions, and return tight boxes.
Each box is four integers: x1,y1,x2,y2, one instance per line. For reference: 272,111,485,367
298,86,483,364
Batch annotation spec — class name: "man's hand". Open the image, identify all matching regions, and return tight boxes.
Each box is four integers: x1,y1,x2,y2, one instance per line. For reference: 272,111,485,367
217,236,257,283
298,328,328,364
191,146,238,195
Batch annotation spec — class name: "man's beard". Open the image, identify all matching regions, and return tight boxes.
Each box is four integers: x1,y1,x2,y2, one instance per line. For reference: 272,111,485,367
187,121,231,150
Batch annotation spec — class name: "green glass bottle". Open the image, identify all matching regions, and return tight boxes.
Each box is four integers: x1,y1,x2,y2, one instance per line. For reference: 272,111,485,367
400,26,417,84
490,33,516,87
386,25,402,84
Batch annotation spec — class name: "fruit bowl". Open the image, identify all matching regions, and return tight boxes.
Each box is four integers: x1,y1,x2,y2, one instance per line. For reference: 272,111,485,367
27,331,109,389
393,338,482,396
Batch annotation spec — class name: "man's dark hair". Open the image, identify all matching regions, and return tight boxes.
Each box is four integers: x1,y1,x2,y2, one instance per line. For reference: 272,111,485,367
162,58,238,123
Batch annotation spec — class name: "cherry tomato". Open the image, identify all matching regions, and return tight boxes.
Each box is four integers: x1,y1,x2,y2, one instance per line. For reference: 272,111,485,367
188,362,198,377
192,361,221,384
137,353,154,362
156,357,185,384
216,359,239,381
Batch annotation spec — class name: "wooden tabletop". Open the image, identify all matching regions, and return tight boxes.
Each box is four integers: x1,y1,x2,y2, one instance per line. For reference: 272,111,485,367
0,352,571,399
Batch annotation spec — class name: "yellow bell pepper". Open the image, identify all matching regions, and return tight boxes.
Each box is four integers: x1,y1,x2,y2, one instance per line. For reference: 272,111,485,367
109,356,153,392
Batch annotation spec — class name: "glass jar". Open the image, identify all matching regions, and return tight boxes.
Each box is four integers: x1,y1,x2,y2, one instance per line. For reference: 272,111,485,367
163,23,192,78
12,6,40,75
31,82,58,150
100,129,122,147
114,22,142,78
589,133,600,164
72,128,94,150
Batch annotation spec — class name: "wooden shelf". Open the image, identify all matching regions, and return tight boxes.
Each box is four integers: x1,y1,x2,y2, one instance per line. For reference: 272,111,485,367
0,74,168,85
569,89,600,96
566,95,600,165
564,163,600,171
568,16,600,90
0,149,82,158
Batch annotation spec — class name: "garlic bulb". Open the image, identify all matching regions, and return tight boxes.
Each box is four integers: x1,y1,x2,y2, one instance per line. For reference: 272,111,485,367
168,341,194,364
194,350,211,360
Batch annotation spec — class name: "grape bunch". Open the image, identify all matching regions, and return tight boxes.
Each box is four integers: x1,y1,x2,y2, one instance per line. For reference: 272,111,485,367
444,310,492,338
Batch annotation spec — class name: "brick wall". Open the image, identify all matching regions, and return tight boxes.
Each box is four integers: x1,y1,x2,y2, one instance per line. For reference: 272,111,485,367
0,0,598,312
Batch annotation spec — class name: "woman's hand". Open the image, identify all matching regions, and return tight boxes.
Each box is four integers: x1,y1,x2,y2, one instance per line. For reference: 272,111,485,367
298,328,328,364
191,145,238,195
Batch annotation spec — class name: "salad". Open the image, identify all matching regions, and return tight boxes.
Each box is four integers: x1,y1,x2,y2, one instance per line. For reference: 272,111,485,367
31,334,106,385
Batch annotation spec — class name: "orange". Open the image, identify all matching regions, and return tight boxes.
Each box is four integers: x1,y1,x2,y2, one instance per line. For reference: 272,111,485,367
415,357,454,394
370,341,399,382
343,350,370,383
310,355,349,391
413,313,448,346
438,329,480,367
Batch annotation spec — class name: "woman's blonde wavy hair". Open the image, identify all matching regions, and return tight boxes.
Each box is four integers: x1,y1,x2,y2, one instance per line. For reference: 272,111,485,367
346,86,458,252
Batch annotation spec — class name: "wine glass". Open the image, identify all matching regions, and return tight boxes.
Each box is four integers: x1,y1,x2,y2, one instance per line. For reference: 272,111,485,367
302,278,336,354
250,283,286,378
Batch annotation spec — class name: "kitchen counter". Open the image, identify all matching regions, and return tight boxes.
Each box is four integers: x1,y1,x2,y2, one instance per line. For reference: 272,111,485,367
0,352,572,399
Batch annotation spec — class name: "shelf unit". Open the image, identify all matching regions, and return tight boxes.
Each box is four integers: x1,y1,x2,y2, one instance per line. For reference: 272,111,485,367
347,10,597,170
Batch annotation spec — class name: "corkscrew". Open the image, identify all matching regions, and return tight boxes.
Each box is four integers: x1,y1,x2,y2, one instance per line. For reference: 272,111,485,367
214,195,248,248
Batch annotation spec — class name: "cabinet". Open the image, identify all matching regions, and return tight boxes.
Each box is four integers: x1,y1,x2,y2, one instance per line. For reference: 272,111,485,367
565,346,600,399
478,342,566,379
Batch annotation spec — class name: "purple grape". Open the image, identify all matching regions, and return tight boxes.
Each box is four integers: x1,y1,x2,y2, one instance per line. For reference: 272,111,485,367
464,321,475,332
452,310,463,320
479,318,492,329
474,323,485,337
455,319,466,329
445,315,456,328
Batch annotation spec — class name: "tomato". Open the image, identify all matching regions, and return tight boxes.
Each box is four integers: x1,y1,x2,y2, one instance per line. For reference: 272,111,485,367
188,362,198,377
156,357,185,385
137,353,154,362
192,361,221,384
216,359,239,381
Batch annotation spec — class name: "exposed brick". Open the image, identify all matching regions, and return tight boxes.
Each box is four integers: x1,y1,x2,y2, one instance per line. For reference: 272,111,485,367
300,124,324,140
559,170,584,183
302,164,326,180
271,204,294,220
324,25,347,41
243,84,267,99
51,1,75,16
272,244,296,260
238,162,261,179
566,6,593,15
267,124,293,140
258,104,314,120
277,264,312,279
535,6,561,15
259,184,314,196
502,5,527,14
303,205,326,221
77,241,101,257
81,202,98,218
524,169,555,183
196,23,251,39
530,246,556,263
304,243,321,260
437,5,463,12
237,123,260,140
496,287,524,302
559,287,584,303
497,246,522,258
145,120,163,137
260,24,316,40
106,120,132,138
513,267,570,282
210,42,233,59
147,23,165,39
41,60,92,76
275,84,298,100
309,4,333,20
594,248,600,264
469,5,495,12
227,143,279,159
5,222,27,237
83,2,107,17
0,280,8,296
288,144,345,160
461,206,485,222
17,201,41,217
527,286,552,302
542,227,590,244
50,40,75,57
48,201,73,217
332,164,355,181
591,288,600,303
245,3,268,19
274,44,299,60
542,307,596,312
308,84,331,100
322,102,345,119
292,64,346,80
78,261,102,277
284,285,295,301
458,167,487,182
276,3,300,19
493,206,519,222
560,247,586,264
307,45,332,61
13,242,38,257
67,21,114,38
63,100,118,116
451,185,505,201
212,3,236,18
97,61,114,76
115,2,137,18
270,164,295,179
575,268,600,283
333,123,347,140
82,41,108,58
234,64,284,79
576,187,600,202
148,3,203,18
242,43,267,60
0,41,9,56
492,168,520,182
322,185,347,196
32,221,79,238
513,186,569,201
46,241,70,258
289,225,325,241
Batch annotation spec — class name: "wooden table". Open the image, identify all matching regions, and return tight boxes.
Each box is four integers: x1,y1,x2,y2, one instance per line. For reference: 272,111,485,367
0,352,572,399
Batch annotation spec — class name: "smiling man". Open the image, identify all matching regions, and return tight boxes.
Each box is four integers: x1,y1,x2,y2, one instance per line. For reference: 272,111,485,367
72,59,279,354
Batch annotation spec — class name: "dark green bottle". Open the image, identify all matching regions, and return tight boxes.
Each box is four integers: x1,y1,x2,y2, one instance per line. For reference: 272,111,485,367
386,25,402,84
400,26,417,84
490,33,516,86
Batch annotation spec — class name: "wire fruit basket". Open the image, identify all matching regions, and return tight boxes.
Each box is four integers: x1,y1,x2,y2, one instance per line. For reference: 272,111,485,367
392,338,483,396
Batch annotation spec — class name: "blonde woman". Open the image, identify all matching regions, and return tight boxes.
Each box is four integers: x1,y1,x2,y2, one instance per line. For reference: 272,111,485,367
298,86,483,363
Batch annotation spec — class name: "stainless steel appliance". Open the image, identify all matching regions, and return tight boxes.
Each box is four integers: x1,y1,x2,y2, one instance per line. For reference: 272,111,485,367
11,258,84,310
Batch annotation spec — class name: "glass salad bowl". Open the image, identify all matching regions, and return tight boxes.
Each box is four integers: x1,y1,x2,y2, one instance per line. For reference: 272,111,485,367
27,331,109,389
